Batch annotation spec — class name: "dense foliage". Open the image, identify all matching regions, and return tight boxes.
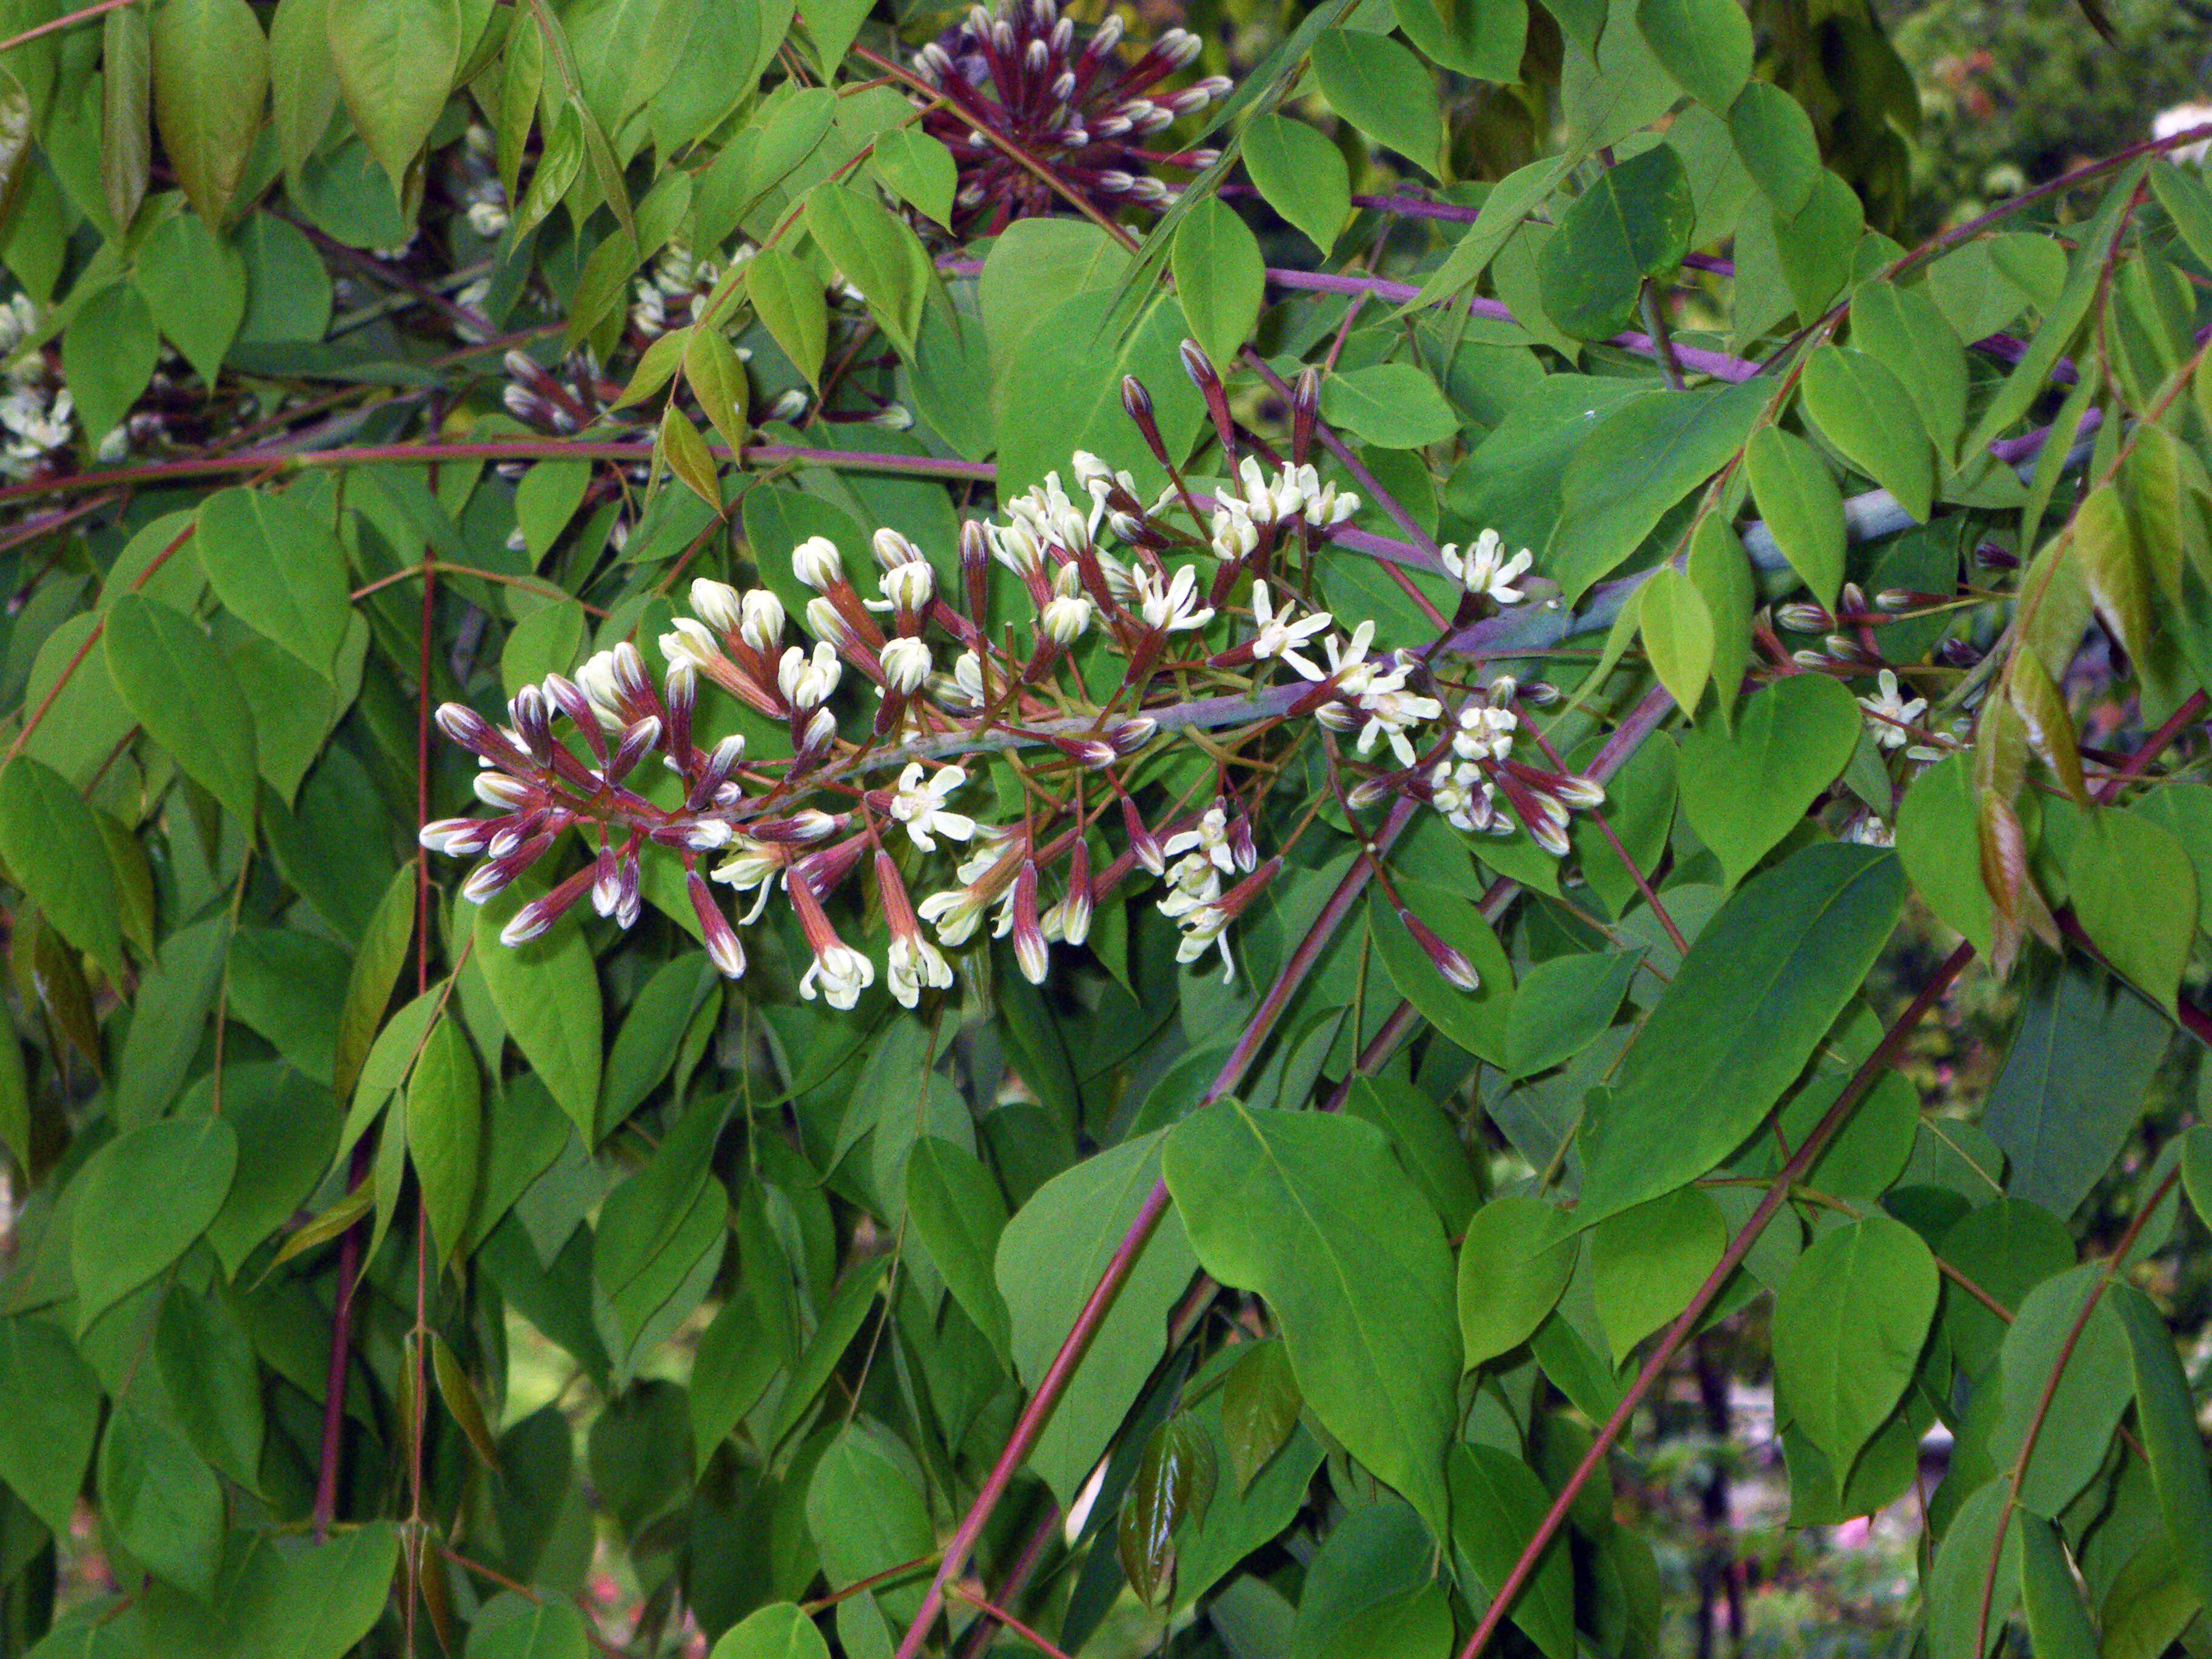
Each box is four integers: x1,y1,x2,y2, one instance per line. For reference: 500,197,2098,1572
0,0,2205,1656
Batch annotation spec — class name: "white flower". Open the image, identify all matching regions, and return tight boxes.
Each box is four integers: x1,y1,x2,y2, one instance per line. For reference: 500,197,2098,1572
0,293,37,358
800,944,875,1010
873,528,923,569
1156,850,1222,918
1353,682,1446,768
988,520,1045,577
1453,702,1518,763
466,198,510,238
629,281,668,337
1857,669,1926,750
660,618,718,668
1431,762,1497,833
778,642,842,708
1232,455,1302,523
887,933,956,1005
1162,803,1236,876
1175,904,1235,982
804,595,852,645
1134,563,1215,633
1250,582,1333,680
793,535,844,591
1440,529,1533,603
2156,101,2212,166
950,649,990,707
1208,501,1260,563
711,839,785,922
917,886,987,946
880,637,933,694
890,762,976,852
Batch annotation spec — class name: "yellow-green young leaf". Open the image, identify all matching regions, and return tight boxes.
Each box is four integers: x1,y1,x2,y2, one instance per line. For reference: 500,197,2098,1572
1241,113,1350,256
511,99,580,243
2068,808,2196,1008
1592,1185,1726,1366
612,324,690,409
0,758,124,980
2005,653,2087,806
1455,1195,1575,1367
429,1333,498,1464
2073,481,2152,662
684,326,749,458
151,0,268,227
326,0,461,192
1686,515,1752,726
1770,1215,1938,1483
748,247,828,390
1310,28,1441,177
1728,81,1820,216
1637,566,1714,714
866,126,956,229
1635,0,1751,111
659,404,722,511
1799,344,1934,523
333,862,415,1101
406,1017,481,1268
103,592,260,825
806,181,928,357
268,0,339,173
101,2,150,232
2017,1518,2097,1659
1173,198,1265,372
2122,422,2207,600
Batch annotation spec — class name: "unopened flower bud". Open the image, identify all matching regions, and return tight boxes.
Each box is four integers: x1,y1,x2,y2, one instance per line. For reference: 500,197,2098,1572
881,636,933,693
1399,907,1480,990
420,817,490,855
1060,840,1093,945
882,560,934,614
1107,715,1157,754
1775,603,1831,634
474,772,533,809
1876,588,1915,612
873,527,924,569
1553,774,1606,809
1040,593,1092,643
691,578,745,635
608,716,662,783
437,703,529,771
688,871,747,978
740,589,785,652
1122,793,1164,874
1346,778,1389,809
793,535,844,591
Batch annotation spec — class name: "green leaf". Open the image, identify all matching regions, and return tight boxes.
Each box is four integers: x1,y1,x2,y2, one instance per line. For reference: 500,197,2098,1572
688,1296,778,1466
2068,807,2194,1007
2017,1517,2096,1659
903,1134,1013,1370
708,1604,830,1659
469,1591,593,1659
805,182,928,357
1675,672,1862,885
1799,344,1932,523
273,1523,403,1659
1173,198,1265,372
2109,1284,2212,1609
0,757,124,980
101,2,150,233
150,0,267,226
0,1317,102,1533
1771,1215,1937,1484
995,1131,1198,1507
1549,379,1766,602
325,0,460,191
1501,951,1637,1079
1241,113,1351,256
474,888,604,1142
866,126,955,229
1310,28,1441,177
748,246,828,390
114,919,224,1128
1993,1265,2133,1515
1635,0,1751,110
333,863,415,1102
1727,82,1818,216
1456,1196,1575,1366
195,486,352,683
1406,153,1574,310
1219,1340,1302,1495
1344,1074,1481,1228
1577,845,1906,1224
1743,426,1845,607
269,0,340,173
134,209,246,386
61,279,159,444
407,1017,482,1268
102,592,260,824
1771,172,1862,323
98,1404,223,1600
764,1265,880,1450
1928,1483,2020,1659
1981,957,2168,1219
153,1286,263,1486
236,211,333,343
1393,0,1526,79
1445,1444,1576,1659
1592,1184,1727,1366
1637,565,1714,714
1849,281,1966,464
1165,1101,1458,1538
1686,514,1752,723
2074,481,2153,664
1318,363,1460,450
1537,144,1695,342
805,1424,933,1618
70,1116,238,1329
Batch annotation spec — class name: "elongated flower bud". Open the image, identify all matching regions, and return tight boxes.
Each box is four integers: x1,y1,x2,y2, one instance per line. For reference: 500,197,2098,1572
688,870,747,978
1398,905,1479,990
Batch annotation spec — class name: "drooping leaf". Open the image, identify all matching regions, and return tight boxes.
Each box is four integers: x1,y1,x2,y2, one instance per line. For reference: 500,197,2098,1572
1675,672,1862,886
325,0,460,192
102,592,260,824
1743,426,1846,607
1242,112,1352,255
1310,28,1441,176
1771,1216,1937,1485
150,0,267,226
1173,198,1265,372
1456,1196,1576,1366
70,1116,238,1330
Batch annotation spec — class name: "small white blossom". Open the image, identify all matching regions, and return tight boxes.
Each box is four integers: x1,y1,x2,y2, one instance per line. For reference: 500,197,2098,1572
1250,582,1332,680
1857,669,1926,750
890,762,976,852
1440,529,1533,604
917,885,987,946
800,944,875,1010
778,641,842,708
1134,563,1215,633
888,933,956,1005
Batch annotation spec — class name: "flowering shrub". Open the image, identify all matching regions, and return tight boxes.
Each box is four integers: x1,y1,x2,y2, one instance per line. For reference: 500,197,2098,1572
0,1,2205,1658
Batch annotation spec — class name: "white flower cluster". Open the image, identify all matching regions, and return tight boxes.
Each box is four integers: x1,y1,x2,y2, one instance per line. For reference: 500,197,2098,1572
0,295,76,478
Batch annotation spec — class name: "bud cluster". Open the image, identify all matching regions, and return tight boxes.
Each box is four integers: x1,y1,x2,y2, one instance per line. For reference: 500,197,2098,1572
426,369,1612,1009
909,0,1229,232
